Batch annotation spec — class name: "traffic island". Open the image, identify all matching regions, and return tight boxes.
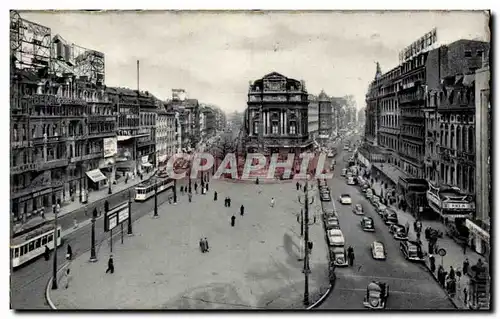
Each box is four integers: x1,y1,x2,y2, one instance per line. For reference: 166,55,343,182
47,180,329,309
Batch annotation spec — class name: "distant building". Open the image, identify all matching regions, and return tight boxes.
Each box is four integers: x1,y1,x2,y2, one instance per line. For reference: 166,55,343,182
307,94,319,140
318,90,333,140
245,72,312,155
165,89,200,151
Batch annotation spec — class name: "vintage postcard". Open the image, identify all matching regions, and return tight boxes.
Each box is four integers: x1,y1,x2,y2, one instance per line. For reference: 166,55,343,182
9,10,491,310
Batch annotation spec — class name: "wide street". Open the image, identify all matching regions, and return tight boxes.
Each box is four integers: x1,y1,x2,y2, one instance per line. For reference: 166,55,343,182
317,137,455,310
10,184,175,309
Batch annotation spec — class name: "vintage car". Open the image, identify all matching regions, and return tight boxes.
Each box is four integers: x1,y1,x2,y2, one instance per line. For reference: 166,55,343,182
326,217,340,230
352,204,364,215
400,240,425,262
363,281,389,309
327,229,345,247
371,241,386,260
341,168,348,177
376,204,387,216
365,188,373,199
389,224,408,240
339,194,352,205
383,210,399,225
370,195,381,205
318,179,328,187
361,217,375,232
320,189,332,202
330,246,348,267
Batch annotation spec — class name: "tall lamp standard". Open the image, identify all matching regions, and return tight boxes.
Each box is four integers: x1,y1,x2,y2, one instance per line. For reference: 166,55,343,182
297,175,316,306
108,178,112,195
153,176,159,218
127,189,133,235
90,208,98,262
51,203,60,290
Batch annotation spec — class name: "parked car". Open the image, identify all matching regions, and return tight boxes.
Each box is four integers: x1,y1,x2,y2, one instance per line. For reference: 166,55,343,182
341,168,347,177
363,281,389,309
327,229,345,246
376,204,387,216
389,224,408,240
370,195,381,206
365,188,373,199
371,241,386,260
339,194,352,205
361,216,375,232
326,217,340,230
352,204,364,215
330,246,348,266
400,240,425,262
383,210,398,225
320,192,331,202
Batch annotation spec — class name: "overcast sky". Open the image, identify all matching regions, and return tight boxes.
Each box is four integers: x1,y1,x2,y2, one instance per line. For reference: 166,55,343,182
20,10,489,112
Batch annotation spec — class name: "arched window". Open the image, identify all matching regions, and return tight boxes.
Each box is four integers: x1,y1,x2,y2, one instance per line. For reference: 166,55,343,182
456,126,462,151
468,126,474,153
444,124,449,148
252,121,258,135
450,124,455,149
462,126,468,152
13,124,18,142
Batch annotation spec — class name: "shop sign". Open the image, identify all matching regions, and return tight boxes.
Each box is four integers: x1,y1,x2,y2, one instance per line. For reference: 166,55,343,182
105,202,128,232
103,137,118,158
442,202,473,210
437,248,447,257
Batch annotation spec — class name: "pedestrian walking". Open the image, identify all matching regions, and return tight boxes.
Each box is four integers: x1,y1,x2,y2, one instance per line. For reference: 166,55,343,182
41,207,45,220
188,192,192,203
231,215,236,227
240,205,245,216
296,182,300,190
62,268,72,289
270,197,275,208
199,238,206,253
44,245,50,261
463,258,470,276
463,287,468,304
73,218,78,229
214,191,218,201
429,254,436,273
105,255,114,274
228,197,231,207
449,266,456,280
180,186,184,195
194,183,198,194
66,244,73,261
204,238,209,252
206,183,209,191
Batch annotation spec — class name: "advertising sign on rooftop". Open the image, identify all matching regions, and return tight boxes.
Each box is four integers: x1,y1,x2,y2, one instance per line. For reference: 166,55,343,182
399,28,437,63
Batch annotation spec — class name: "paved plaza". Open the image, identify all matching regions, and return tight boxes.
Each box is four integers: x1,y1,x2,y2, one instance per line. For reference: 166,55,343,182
49,179,329,309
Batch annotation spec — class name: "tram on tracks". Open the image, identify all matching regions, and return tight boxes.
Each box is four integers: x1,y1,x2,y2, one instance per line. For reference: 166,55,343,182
134,175,174,201
11,223,62,268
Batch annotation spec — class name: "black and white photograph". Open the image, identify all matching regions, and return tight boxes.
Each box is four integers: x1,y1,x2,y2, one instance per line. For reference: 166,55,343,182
8,7,491,311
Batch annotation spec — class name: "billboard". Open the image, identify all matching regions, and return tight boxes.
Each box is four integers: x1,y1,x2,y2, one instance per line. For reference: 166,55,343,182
103,137,118,158
399,28,437,63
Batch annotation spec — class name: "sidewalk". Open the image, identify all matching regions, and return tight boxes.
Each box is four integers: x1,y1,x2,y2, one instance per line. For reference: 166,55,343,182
13,171,156,234
49,180,330,309
371,181,483,309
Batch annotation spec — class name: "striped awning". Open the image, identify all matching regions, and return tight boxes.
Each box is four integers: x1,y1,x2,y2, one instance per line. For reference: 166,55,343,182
86,169,107,183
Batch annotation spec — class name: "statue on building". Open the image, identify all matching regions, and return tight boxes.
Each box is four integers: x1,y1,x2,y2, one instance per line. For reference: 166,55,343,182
375,62,382,80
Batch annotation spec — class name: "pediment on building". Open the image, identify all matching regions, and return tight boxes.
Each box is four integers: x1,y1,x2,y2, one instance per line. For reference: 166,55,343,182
262,72,286,80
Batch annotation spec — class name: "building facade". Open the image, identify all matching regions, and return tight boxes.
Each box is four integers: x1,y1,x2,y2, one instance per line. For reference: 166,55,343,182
200,105,216,140
318,91,333,139
137,92,157,172
165,89,200,151
245,72,312,155
307,94,319,141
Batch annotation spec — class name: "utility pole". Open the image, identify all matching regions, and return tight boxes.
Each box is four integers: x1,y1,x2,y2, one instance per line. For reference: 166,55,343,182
298,176,315,306
90,208,97,262
127,190,133,235
153,177,159,218
51,204,60,290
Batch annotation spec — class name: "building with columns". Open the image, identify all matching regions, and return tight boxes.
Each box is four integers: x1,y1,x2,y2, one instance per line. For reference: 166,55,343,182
244,72,312,155
318,90,333,140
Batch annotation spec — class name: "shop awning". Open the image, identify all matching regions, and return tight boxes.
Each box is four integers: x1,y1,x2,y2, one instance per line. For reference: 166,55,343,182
86,169,107,183
142,162,153,168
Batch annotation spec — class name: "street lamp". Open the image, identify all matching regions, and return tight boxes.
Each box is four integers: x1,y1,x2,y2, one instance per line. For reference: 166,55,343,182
51,203,60,290
297,175,316,306
173,178,177,205
108,178,112,195
153,177,159,218
127,189,133,235
90,208,98,262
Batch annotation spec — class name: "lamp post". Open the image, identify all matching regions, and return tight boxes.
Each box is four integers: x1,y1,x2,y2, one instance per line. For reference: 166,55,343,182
90,208,97,262
108,178,112,195
153,177,159,218
173,178,177,204
127,189,133,235
297,176,315,306
51,203,60,290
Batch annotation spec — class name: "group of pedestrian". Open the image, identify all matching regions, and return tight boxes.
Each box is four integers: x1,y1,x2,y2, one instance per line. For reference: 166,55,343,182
224,197,232,207
199,238,210,253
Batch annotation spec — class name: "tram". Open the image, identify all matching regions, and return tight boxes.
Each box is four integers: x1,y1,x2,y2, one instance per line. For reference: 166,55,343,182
11,223,62,268
135,176,174,201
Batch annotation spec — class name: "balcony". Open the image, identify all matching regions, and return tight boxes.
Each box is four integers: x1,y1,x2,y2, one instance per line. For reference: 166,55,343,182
11,163,37,175
137,139,156,148
400,90,425,104
70,152,104,163
456,151,475,164
11,140,30,148
88,115,117,123
38,158,69,171
88,131,116,139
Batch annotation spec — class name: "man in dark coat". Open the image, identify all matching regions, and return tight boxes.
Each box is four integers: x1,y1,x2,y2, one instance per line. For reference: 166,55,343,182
296,182,300,190
194,183,198,194
228,197,231,207
204,238,209,252
106,255,114,274
44,246,50,261
66,244,73,260
240,205,245,216
429,255,436,273
231,215,236,227
463,258,470,275
214,191,218,201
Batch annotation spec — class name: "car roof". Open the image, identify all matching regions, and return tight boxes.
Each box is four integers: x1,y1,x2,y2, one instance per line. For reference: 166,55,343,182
341,194,350,197
363,216,373,221
373,241,384,247
328,229,343,235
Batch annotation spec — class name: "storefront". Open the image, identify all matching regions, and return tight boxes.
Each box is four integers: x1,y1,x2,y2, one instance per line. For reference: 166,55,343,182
427,182,474,223
465,218,490,258
86,169,108,191
141,155,154,173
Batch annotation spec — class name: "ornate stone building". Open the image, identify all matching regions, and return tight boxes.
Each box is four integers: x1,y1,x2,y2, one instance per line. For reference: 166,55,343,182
244,72,312,155
318,90,333,139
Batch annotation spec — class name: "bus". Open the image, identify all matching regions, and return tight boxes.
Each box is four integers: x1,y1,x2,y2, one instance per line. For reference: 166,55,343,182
11,223,62,268
135,176,174,201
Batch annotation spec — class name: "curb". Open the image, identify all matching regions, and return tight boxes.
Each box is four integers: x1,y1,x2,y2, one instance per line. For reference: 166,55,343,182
423,262,462,309
45,262,70,310
306,282,334,310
